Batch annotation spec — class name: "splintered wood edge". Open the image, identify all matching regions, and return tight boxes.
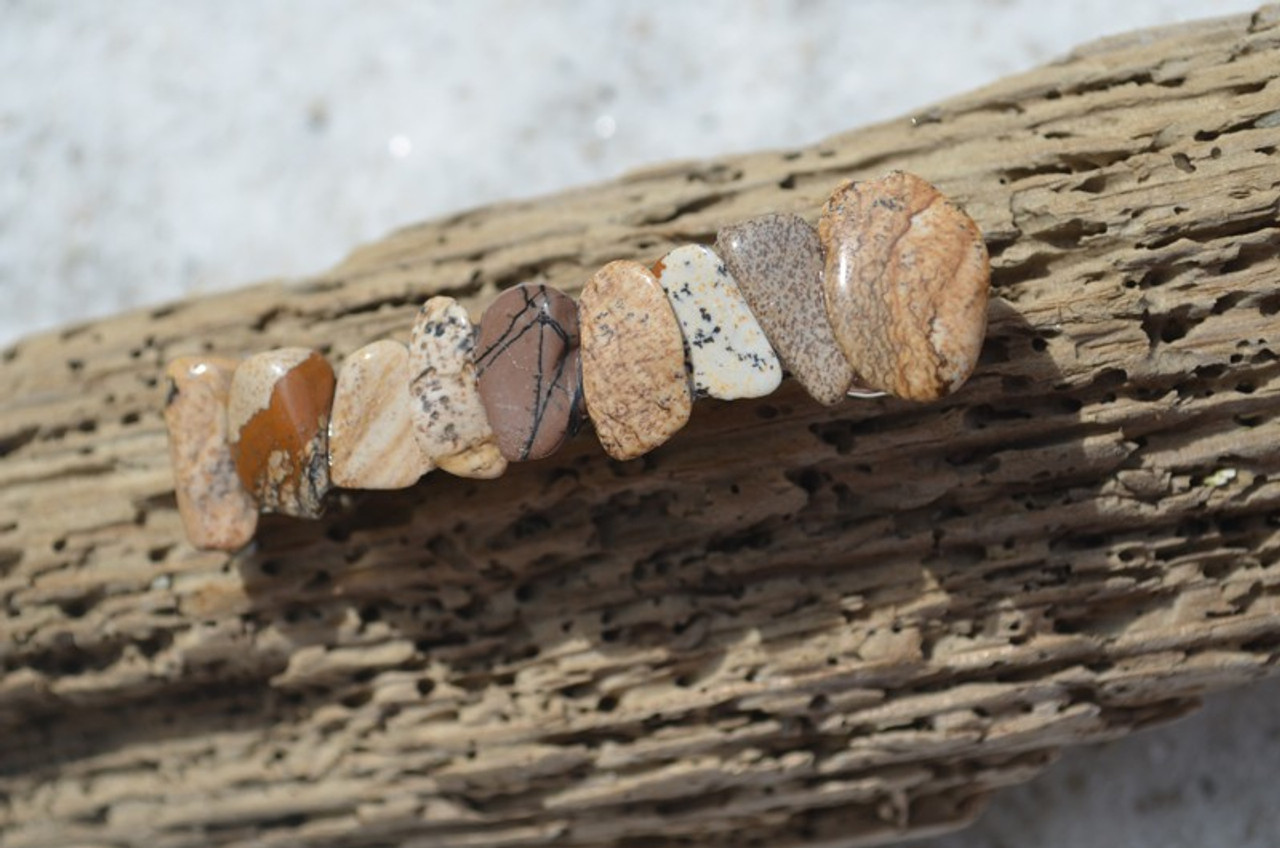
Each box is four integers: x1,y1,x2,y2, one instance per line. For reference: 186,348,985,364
0,7,1278,848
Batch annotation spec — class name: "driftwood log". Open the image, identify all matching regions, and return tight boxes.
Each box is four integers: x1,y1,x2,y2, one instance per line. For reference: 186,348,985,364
2,8,1279,848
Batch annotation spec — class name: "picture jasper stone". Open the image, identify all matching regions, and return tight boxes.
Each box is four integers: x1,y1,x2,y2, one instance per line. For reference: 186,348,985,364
716,213,856,406
329,339,435,489
819,171,990,401
163,356,258,551
652,244,782,400
409,296,507,479
227,348,335,519
476,283,584,462
579,260,692,461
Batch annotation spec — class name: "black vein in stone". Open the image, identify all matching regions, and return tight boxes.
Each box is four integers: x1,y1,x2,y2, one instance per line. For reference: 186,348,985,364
476,285,579,460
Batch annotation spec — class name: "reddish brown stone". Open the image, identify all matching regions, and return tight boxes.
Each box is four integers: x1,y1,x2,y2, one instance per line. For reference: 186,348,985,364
227,348,335,518
476,283,584,461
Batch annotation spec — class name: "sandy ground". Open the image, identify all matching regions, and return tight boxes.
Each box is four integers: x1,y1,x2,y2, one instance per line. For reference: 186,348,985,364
2,2,1275,845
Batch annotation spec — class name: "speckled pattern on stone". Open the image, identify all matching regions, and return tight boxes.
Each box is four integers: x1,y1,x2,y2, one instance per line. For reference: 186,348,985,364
652,244,782,400
476,283,584,462
227,347,334,519
409,296,507,479
716,213,856,406
329,339,434,489
819,171,990,401
579,260,692,461
163,355,258,551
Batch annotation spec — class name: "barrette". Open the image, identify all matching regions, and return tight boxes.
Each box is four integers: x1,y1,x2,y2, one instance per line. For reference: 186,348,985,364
164,171,990,551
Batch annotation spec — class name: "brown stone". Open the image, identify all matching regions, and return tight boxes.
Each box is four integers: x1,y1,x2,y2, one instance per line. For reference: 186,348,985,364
818,171,990,401
579,260,692,461
476,283,584,462
163,356,258,551
716,213,856,406
227,348,335,518
329,340,434,489
409,297,507,479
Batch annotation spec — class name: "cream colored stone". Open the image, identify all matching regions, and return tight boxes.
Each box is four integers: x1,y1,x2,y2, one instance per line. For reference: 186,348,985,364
653,244,781,400
409,297,507,479
329,340,434,489
580,260,692,461
163,356,258,551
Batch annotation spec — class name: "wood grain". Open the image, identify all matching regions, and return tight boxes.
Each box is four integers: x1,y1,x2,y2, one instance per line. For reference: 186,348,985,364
1,7,1279,846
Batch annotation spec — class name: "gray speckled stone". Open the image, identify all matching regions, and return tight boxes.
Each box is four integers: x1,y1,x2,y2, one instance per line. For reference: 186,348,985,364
715,213,855,406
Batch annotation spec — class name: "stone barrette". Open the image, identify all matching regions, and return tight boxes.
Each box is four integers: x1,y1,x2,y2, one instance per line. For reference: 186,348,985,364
163,171,990,551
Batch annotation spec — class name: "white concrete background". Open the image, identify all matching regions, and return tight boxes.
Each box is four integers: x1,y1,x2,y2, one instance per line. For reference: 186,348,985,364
2,1,1276,844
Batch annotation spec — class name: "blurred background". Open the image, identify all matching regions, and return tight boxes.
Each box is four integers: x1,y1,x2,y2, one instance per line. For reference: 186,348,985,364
2,1,1275,845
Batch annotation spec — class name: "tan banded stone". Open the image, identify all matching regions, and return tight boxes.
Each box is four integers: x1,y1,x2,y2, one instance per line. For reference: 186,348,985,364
818,171,990,401
163,356,258,551
329,339,434,489
579,260,692,461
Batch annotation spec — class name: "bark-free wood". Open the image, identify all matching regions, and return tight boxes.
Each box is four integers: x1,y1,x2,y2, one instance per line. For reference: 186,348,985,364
2,8,1279,847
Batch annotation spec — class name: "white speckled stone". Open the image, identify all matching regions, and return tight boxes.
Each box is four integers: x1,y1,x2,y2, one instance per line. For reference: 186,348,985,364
653,244,782,400
409,296,507,479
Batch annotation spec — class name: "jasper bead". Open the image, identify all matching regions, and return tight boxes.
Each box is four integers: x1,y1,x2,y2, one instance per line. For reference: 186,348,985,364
580,260,692,461
409,297,507,479
652,244,782,400
329,340,434,489
163,356,258,551
476,283,584,462
227,348,335,519
716,213,856,406
819,171,990,401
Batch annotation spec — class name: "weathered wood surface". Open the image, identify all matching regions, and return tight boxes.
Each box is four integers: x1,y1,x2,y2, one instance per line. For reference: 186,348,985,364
2,8,1279,847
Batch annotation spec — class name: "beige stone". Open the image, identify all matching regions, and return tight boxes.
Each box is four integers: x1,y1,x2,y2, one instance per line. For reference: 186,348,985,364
579,260,692,461
163,356,258,551
409,297,507,479
329,339,434,489
819,171,990,401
